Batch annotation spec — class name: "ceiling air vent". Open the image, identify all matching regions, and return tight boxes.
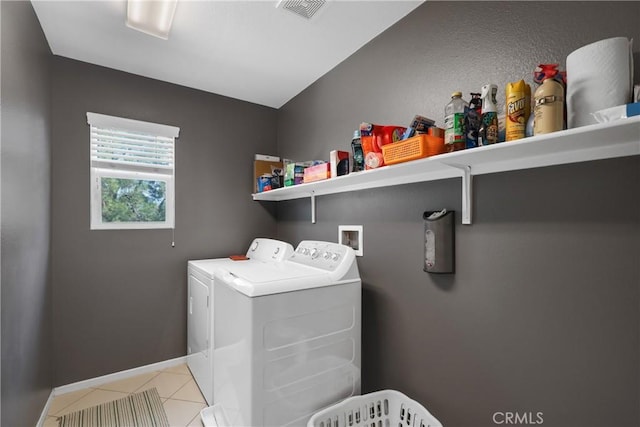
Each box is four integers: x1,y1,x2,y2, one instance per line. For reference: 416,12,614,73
277,0,326,20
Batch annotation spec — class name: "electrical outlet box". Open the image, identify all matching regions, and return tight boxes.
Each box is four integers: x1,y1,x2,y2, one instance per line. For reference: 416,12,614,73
338,225,363,256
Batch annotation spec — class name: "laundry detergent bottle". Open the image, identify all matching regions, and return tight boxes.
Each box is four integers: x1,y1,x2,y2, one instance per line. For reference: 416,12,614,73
533,64,565,135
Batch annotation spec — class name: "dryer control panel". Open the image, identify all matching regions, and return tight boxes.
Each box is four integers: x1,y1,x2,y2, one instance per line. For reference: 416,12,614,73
290,241,354,273
247,238,294,261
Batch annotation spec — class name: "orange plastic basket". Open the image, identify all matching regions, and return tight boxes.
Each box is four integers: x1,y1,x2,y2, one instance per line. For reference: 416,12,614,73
381,134,445,165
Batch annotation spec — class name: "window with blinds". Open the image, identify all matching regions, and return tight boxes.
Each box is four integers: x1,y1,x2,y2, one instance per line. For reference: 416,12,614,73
86,112,180,230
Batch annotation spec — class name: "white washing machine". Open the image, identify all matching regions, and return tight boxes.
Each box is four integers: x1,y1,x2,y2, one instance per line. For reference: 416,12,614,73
187,238,294,405
211,241,361,427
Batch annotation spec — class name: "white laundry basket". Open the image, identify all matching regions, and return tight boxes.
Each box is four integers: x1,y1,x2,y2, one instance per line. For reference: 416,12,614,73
200,404,229,427
307,389,443,427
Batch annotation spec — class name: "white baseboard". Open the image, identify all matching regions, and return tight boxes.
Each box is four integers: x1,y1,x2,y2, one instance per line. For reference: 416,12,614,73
36,389,56,427
53,356,188,396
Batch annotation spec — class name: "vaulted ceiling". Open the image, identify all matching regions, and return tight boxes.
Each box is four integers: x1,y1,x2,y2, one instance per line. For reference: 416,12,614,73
32,0,423,108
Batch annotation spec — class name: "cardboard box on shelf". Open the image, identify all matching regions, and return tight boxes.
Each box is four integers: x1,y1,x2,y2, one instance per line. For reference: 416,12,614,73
330,150,350,177
253,155,282,193
303,163,330,183
285,162,305,186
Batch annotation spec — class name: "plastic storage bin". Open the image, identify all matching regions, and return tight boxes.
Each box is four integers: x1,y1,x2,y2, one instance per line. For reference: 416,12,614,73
307,389,443,427
381,134,445,165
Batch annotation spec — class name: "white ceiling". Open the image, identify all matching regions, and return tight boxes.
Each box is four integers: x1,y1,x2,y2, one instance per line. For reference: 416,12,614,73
32,0,423,108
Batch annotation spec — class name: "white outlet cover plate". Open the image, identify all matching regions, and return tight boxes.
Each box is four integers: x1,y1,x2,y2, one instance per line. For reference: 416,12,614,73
338,225,363,256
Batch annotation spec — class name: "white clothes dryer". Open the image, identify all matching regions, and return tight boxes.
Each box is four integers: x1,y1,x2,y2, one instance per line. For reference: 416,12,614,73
187,238,294,405
212,241,361,427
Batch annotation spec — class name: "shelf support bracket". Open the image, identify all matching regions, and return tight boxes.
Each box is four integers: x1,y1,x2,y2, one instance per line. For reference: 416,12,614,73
310,192,316,224
446,164,473,225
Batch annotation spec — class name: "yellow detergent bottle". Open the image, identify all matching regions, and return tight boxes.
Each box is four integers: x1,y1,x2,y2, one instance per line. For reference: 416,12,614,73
505,80,531,141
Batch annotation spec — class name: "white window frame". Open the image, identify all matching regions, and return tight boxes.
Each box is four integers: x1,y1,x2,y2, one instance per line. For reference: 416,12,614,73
87,112,180,230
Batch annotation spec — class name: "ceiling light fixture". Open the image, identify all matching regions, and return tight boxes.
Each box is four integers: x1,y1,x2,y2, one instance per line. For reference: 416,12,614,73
126,0,178,40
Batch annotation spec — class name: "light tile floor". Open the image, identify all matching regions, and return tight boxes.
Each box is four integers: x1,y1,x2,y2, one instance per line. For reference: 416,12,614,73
44,363,206,427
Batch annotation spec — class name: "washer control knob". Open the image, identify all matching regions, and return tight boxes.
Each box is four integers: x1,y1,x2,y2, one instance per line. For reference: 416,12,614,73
323,251,331,260
331,253,341,261
310,249,319,259
250,241,259,251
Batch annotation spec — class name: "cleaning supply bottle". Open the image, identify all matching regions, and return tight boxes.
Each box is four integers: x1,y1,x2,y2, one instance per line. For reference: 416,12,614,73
351,129,364,172
505,80,531,141
444,92,468,152
465,93,482,149
478,84,498,145
533,64,565,135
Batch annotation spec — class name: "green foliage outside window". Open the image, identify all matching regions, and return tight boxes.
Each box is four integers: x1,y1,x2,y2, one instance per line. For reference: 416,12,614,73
101,178,166,223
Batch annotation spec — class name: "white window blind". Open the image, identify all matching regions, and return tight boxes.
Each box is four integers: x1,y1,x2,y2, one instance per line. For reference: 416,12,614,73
87,112,179,174
86,112,180,230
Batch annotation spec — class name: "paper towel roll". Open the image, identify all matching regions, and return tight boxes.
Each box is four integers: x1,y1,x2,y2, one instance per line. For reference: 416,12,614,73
566,37,633,128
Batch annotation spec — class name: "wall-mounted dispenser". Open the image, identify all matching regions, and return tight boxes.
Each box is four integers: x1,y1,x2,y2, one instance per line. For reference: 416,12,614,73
423,209,455,273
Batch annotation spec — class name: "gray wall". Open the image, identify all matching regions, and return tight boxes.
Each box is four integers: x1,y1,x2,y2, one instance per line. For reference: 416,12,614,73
276,2,640,427
50,57,278,385
1,1,53,426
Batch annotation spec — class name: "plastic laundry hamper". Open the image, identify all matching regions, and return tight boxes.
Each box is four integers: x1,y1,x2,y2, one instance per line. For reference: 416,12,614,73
307,389,443,427
200,404,228,427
